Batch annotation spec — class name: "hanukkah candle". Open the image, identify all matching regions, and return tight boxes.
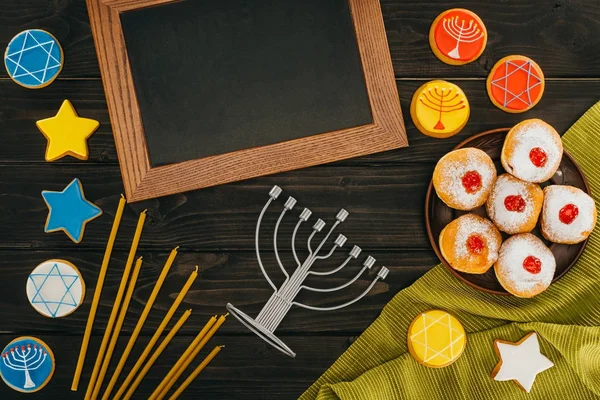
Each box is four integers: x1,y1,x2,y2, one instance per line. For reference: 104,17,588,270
2,344,47,389
227,185,389,358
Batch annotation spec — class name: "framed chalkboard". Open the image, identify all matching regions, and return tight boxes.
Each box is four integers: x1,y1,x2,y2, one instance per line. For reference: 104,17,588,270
87,0,407,202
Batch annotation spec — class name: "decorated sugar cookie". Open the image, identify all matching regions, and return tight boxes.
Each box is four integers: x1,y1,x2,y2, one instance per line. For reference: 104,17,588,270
42,178,103,243
492,332,554,393
410,80,470,138
487,56,545,113
36,100,100,162
4,29,63,89
27,259,85,318
407,310,466,368
429,9,487,65
0,337,55,393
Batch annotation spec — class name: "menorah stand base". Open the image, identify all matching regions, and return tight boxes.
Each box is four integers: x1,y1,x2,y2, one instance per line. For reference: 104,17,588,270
226,303,296,358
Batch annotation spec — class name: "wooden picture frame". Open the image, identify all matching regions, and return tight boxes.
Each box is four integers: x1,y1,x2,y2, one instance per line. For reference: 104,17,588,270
87,0,407,202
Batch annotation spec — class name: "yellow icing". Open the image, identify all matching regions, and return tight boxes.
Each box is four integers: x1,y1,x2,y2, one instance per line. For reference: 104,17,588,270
407,310,466,367
411,80,470,137
36,100,100,162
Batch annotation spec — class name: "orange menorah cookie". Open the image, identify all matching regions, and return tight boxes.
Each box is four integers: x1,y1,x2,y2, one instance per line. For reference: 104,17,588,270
487,55,545,113
429,9,487,65
410,80,470,138
439,214,502,274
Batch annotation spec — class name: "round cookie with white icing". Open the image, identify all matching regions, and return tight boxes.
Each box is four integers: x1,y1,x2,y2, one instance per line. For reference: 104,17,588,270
540,185,597,244
501,119,563,183
486,174,544,234
407,310,466,368
433,148,496,210
26,259,85,318
494,233,556,298
429,8,487,66
0,336,55,393
439,213,502,274
4,29,63,89
410,80,470,138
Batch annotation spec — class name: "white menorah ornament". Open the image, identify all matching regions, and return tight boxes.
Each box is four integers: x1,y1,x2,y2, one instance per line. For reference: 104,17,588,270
2,344,48,389
227,185,389,358
442,16,483,59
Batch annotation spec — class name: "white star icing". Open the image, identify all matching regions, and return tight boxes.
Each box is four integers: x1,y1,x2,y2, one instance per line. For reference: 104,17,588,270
493,332,554,392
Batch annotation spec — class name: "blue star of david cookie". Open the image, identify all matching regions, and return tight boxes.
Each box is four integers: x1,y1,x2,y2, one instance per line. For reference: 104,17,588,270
41,178,103,243
4,29,63,89
0,337,55,393
27,260,86,318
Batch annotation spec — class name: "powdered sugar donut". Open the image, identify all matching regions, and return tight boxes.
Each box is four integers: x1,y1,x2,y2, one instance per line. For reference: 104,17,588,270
494,233,556,298
540,185,597,244
501,119,563,183
486,174,543,234
433,148,497,210
439,214,502,274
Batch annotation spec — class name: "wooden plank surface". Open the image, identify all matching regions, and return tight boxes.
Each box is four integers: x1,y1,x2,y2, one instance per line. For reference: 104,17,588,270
0,0,599,399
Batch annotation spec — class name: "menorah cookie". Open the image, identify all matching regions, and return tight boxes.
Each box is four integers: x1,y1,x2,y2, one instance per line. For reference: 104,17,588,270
439,214,502,274
541,185,597,244
487,55,545,113
429,9,487,65
501,119,563,183
407,310,466,368
433,148,496,210
411,80,470,138
486,174,544,234
4,29,63,89
0,337,55,393
27,259,86,318
494,233,556,298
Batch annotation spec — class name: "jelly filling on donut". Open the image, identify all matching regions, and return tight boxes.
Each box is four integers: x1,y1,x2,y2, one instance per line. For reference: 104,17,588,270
529,147,548,168
466,235,485,255
462,171,482,194
559,203,579,225
523,255,542,274
504,195,526,212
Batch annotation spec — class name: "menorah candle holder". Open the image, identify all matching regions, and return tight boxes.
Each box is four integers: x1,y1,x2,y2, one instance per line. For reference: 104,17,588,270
227,185,389,358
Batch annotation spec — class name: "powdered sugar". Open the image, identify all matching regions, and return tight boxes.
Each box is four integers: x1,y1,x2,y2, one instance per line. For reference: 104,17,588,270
487,174,541,234
542,185,596,243
503,120,562,182
495,234,555,295
436,148,496,209
454,214,500,264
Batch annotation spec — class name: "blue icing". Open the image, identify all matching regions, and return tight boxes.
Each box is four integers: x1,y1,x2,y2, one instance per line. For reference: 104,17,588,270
42,178,102,243
4,29,63,88
0,337,54,392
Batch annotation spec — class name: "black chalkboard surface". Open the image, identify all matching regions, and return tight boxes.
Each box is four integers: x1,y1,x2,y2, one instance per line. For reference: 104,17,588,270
120,0,373,167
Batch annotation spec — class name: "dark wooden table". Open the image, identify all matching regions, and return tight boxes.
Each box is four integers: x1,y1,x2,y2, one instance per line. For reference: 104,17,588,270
1,0,599,398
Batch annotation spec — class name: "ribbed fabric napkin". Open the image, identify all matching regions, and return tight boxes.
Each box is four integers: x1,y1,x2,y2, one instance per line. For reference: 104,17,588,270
300,102,600,400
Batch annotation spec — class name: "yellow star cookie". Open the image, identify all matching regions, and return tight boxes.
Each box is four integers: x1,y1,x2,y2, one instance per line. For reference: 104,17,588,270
36,100,99,162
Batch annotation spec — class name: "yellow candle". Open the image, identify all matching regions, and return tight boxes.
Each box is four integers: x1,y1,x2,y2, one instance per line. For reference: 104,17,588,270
85,210,147,400
72,195,126,391
155,313,228,400
123,310,192,400
168,346,223,400
148,316,217,400
102,247,179,400
113,266,199,400
90,257,144,400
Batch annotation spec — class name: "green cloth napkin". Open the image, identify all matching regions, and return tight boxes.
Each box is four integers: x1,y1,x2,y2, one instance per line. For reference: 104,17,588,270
300,102,600,400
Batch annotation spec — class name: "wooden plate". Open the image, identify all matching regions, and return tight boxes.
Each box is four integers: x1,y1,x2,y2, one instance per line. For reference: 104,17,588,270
425,128,591,295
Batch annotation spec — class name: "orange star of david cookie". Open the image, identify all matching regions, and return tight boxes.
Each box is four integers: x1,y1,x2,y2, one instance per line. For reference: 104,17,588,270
410,80,470,138
407,310,466,368
429,9,487,65
487,55,545,113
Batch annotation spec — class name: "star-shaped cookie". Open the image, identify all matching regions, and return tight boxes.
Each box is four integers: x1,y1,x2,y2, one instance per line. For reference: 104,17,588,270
42,178,103,243
36,100,99,162
491,332,554,392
